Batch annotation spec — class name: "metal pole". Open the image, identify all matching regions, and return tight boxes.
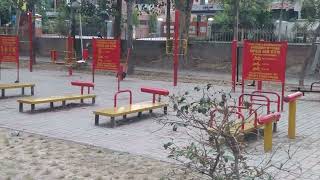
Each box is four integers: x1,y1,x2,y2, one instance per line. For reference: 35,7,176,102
79,0,84,59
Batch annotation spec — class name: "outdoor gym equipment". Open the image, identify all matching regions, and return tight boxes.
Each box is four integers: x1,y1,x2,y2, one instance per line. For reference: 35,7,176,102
209,104,281,153
90,38,169,127
93,69,169,127
291,81,320,95
231,40,288,111
71,81,95,95
247,90,281,131
0,11,36,81
17,83,96,113
116,48,130,80
50,36,76,76
284,92,303,139
0,35,20,82
0,83,35,98
163,10,188,86
258,113,281,152
209,106,259,134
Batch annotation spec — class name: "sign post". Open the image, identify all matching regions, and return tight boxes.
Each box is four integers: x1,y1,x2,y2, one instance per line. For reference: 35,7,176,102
0,35,19,82
242,40,288,111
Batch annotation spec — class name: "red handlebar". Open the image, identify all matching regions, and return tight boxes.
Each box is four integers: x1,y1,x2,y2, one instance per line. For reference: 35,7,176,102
258,112,281,124
114,90,132,107
284,92,303,103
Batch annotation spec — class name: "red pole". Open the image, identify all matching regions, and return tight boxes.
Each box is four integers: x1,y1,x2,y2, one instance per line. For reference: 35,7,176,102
173,10,180,86
281,82,285,111
28,12,33,72
257,81,262,90
92,38,96,83
231,40,237,92
16,36,20,82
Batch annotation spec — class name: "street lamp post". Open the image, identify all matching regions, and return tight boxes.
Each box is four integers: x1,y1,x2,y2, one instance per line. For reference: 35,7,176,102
157,17,164,37
208,17,214,40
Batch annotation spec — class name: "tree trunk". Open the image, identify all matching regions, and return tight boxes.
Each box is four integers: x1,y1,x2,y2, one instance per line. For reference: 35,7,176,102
126,0,134,75
233,0,239,41
15,10,21,36
278,0,285,41
31,4,36,64
166,0,171,41
114,0,122,39
173,0,193,66
299,25,320,86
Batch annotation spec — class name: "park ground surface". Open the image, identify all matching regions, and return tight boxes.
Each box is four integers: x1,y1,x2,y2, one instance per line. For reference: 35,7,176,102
1,62,320,179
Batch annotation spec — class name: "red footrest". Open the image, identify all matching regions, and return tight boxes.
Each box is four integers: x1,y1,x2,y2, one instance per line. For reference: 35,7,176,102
141,87,169,96
71,81,95,87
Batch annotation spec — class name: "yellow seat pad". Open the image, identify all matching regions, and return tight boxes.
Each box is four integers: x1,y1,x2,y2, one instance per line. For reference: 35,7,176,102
17,94,96,104
208,117,263,135
0,83,35,89
94,101,167,117
230,117,264,134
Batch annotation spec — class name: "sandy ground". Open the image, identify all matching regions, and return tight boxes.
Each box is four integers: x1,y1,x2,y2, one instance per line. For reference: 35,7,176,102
0,128,202,180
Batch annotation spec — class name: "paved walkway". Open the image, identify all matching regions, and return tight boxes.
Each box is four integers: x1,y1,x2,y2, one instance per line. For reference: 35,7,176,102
1,68,320,179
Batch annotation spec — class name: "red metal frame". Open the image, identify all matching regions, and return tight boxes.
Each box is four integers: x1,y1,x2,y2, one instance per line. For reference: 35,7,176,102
251,91,281,113
114,90,133,108
238,94,271,115
50,50,57,63
209,106,258,131
83,49,89,61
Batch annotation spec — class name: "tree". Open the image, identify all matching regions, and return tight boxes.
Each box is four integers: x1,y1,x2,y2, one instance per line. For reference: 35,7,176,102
174,0,194,40
162,85,298,180
0,0,13,26
166,0,171,41
125,0,134,74
114,0,122,39
148,13,157,33
214,0,273,30
298,0,320,86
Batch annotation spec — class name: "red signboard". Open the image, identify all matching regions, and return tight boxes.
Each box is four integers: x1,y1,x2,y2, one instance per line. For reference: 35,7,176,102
92,39,120,72
0,35,19,63
242,40,288,83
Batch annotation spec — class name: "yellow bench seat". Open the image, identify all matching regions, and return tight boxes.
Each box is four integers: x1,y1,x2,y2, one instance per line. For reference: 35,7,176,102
93,101,168,127
18,94,96,112
0,83,35,97
208,117,264,136
230,118,264,135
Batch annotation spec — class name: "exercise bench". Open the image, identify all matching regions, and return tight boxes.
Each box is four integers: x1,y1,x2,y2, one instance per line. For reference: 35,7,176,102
0,83,35,98
93,87,169,127
18,94,96,113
